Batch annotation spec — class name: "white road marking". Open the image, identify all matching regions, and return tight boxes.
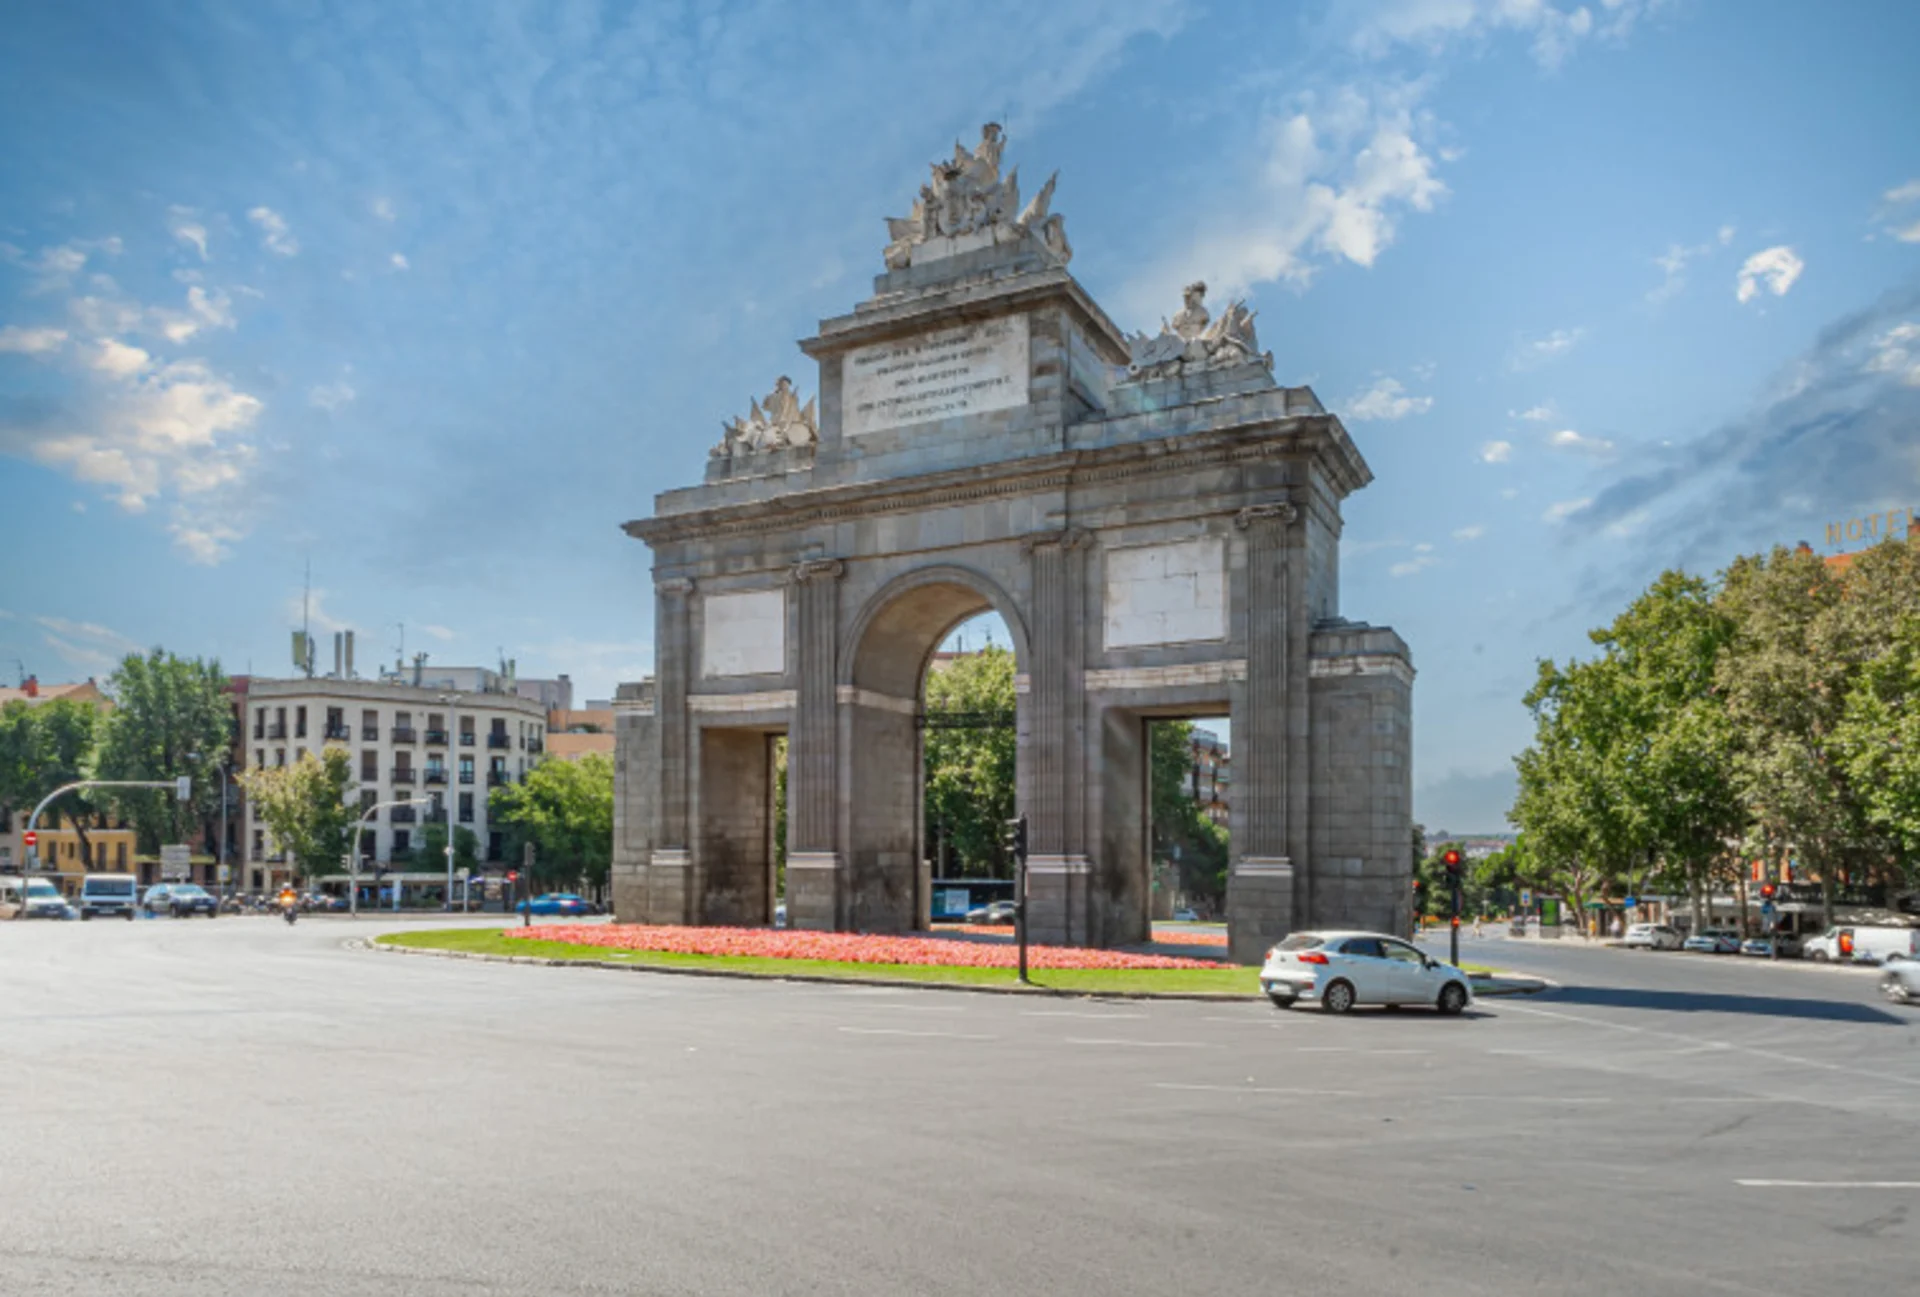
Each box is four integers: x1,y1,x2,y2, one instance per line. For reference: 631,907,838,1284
862,1002,967,1012
1295,1046,1354,1053
1737,1180,1920,1189
1065,1037,1215,1048
1153,1082,1360,1098
835,1027,996,1041
1022,1010,1148,1020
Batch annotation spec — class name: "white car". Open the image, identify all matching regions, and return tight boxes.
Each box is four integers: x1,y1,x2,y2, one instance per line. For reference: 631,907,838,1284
1881,959,1920,1004
1259,930,1474,1015
1621,923,1683,950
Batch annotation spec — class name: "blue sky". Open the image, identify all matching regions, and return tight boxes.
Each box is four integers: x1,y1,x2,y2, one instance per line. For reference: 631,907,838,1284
3,0,1916,832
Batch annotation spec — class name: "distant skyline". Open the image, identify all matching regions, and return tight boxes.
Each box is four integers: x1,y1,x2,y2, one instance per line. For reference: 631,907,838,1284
4,1,1917,832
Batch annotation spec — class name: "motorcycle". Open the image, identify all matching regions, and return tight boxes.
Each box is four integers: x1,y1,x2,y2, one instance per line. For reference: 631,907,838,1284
280,897,299,925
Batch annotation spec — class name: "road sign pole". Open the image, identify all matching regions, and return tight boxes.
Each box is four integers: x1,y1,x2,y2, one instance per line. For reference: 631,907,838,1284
1451,881,1461,966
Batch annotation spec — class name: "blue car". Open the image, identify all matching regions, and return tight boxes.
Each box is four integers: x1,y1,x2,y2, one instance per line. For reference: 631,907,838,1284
515,893,600,917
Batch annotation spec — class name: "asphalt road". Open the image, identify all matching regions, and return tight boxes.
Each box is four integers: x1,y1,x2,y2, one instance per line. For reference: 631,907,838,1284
2,915,1916,1296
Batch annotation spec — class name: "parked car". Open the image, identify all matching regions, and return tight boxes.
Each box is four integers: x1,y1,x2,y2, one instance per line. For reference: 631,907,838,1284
1682,929,1741,954
1621,923,1683,950
1802,925,1920,964
774,902,788,928
1170,908,1201,922
1740,933,1802,958
2,877,75,919
1880,959,1920,1005
965,900,1019,925
142,883,219,918
515,893,599,917
79,873,140,920
1259,930,1474,1015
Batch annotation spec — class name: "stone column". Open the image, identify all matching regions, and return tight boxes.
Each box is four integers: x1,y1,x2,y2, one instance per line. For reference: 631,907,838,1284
786,558,844,930
1020,529,1092,945
1228,502,1297,963
650,577,695,924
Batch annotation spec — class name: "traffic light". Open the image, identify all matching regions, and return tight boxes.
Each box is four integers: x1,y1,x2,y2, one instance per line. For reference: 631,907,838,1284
1442,848,1463,877
1759,882,1775,900
506,871,518,884
1003,815,1028,861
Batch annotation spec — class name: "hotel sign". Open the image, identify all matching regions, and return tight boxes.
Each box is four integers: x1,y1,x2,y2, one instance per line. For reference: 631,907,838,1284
1827,506,1915,548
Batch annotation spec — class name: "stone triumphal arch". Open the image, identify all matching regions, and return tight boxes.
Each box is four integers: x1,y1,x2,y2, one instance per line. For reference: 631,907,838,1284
613,126,1413,960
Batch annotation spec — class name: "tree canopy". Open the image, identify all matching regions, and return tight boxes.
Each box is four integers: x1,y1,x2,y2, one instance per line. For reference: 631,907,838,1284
239,748,357,880
489,752,614,890
95,650,232,852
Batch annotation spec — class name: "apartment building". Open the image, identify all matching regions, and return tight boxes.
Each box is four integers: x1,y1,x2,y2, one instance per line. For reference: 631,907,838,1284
240,677,548,889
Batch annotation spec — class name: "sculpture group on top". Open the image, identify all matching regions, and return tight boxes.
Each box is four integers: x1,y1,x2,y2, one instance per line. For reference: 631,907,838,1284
1125,281,1272,381
710,376,818,460
883,123,1072,270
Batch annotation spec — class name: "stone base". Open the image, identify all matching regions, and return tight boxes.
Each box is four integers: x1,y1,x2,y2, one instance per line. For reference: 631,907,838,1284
610,860,648,925
785,852,841,930
649,849,692,926
1025,855,1089,946
1227,856,1295,966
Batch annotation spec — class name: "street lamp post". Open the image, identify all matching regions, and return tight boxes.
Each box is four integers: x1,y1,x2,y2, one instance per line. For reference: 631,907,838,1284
349,795,430,917
12,777,192,920
219,758,232,899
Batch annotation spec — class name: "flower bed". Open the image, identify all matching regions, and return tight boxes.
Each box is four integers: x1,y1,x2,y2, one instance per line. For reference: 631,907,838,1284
511,924,1232,970
936,923,1230,948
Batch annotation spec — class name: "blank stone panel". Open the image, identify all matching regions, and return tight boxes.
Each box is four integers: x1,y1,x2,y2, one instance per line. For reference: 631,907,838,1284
701,589,786,677
1103,537,1226,649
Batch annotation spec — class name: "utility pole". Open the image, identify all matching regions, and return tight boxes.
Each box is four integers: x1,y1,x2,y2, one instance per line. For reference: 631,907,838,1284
1443,848,1464,966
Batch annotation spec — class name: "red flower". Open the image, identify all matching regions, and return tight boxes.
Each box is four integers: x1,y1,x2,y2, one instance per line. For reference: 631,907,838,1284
508,924,1231,970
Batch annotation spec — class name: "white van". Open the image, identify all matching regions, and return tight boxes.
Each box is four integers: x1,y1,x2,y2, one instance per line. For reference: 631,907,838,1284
1802,925,1920,964
80,873,140,920
1,876,72,919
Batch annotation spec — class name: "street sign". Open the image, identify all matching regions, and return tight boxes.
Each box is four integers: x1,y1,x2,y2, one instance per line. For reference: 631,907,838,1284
216,864,231,883
21,830,35,849
1623,895,1638,909
160,844,191,879
1520,889,1533,907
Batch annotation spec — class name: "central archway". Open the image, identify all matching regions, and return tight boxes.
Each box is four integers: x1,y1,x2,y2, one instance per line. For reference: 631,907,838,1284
839,566,1029,933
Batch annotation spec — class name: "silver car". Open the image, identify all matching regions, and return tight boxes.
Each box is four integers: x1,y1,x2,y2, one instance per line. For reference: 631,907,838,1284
1621,923,1683,950
1881,959,1920,1005
1259,930,1474,1015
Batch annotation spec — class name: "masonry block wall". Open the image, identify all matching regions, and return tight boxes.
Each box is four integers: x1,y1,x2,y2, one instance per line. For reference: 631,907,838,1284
1308,622,1414,938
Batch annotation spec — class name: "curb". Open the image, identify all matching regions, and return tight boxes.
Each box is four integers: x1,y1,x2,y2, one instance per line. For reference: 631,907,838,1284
356,939,1262,1002
1470,974,1556,997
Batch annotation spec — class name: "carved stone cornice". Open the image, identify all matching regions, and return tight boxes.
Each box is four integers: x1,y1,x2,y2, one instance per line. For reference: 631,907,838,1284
655,577,696,596
1018,527,1093,557
1233,501,1298,530
788,558,847,585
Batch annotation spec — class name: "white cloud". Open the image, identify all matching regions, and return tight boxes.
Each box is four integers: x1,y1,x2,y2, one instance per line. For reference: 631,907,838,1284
1893,221,1920,245
372,197,396,222
1121,83,1448,314
33,614,141,655
286,588,356,636
1878,180,1920,242
0,324,68,355
169,207,209,260
1348,0,1654,71
1511,403,1555,422
1501,487,1520,499
309,380,357,411
1735,245,1803,304
1480,439,1513,463
1452,524,1485,541
169,520,242,565
87,337,152,379
1542,497,1592,524
1646,226,1736,304
1547,427,1616,456
389,253,409,270
1887,180,1920,205
248,206,299,256
1344,376,1434,421
1864,322,1920,387
2,239,116,293
1389,550,1439,577
418,623,455,642
1509,327,1585,370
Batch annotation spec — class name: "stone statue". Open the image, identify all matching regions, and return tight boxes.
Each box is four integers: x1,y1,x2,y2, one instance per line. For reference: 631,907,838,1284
1125,281,1272,380
882,124,1071,270
711,377,818,460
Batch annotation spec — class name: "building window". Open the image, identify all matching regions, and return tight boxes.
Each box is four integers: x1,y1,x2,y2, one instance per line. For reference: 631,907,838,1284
362,709,379,741
360,789,378,813
459,756,474,784
458,792,474,823
459,716,475,745
252,829,264,861
275,749,286,768
361,751,378,782
487,831,503,861
254,707,266,739
393,830,411,855
295,705,308,739
325,707,346,740
116,842,127,870
255,749,265,770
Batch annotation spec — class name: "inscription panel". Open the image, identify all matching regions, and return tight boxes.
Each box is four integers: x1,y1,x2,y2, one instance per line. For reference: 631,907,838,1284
701,589,786,677
1104,537,1227,649
842,315,1029,438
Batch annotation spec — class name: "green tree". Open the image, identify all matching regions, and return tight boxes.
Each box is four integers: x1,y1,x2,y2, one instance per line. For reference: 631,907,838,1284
238,749,357,880
1829,535,1920,874
0,698,103,855
94,651,233,853
922,646,1017,877
1149,721,1229,907
489,753,614,891
418,822,481,874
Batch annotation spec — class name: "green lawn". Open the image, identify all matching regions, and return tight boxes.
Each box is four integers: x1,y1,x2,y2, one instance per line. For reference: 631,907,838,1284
375,928,1265,996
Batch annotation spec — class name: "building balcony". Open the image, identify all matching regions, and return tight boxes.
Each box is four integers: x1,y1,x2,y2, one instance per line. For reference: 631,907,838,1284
390,768,417,784
390,807,418,824
487,734,511,750
391,726,418,743
528,739,544,754
424,809,447,825
457,811,475,824
423,769,448,785
458,771,475,785
324,723,352,741
362,726,380,740
424,729,449,745
487,771,508,787
459,733,475,746
266,723,287,739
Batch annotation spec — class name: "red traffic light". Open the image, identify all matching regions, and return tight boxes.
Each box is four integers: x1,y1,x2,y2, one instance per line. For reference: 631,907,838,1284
21,830,36,848
506,871,518,883
1442,848,1462,874
1759,883,1775,900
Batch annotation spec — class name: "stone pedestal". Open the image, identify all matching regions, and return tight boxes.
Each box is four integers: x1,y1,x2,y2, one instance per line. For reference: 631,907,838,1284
1228,857,1294,964
1025,855,1088,946
648,848,693,926
785,852,841,930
